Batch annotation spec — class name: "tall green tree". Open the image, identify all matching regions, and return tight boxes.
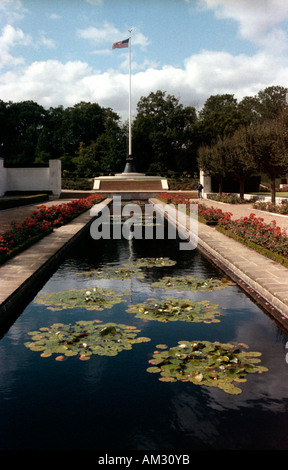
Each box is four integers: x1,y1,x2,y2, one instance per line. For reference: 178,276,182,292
133,90,197,174
224,126,257,198
36,105,67,161
4,100,47,163
197,94,242,146
238,86,288,126
255,85,288,121
198,139,228,194
251,115,288,203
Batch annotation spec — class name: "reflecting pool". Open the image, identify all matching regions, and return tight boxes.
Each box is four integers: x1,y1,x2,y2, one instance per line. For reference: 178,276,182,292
1,223,288,450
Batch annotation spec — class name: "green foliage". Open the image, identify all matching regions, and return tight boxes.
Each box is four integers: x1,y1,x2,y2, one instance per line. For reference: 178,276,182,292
80,266,144,280
217,226,288,268
132,90,198,173
0,193,49,210
207,193,252,204
2,85,288,186
147,340,268,394
198,86,288,200
77,258,177,281
151,275,233,291
34,287,127,311
197,94,242,146
24,321,151,360
126,298,222,323
124,257,176,268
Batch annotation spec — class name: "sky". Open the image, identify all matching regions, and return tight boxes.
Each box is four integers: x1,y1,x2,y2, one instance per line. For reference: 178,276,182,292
1,0,288,122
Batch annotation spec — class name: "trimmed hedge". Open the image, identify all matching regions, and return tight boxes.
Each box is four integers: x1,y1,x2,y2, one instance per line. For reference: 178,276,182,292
216,225,288,268
0,194,49,210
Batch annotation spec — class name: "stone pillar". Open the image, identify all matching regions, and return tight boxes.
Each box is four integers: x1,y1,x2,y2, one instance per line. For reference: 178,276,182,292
49,159,61,197
0,158,7,196
199,170,211,199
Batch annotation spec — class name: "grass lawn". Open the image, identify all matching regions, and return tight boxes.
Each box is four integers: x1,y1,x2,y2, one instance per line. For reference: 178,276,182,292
250,192,288,198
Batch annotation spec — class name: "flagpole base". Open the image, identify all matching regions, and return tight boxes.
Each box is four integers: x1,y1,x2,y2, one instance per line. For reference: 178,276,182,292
123,154,137,174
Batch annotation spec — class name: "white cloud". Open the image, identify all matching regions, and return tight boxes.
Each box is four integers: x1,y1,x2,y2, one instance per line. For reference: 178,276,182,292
0,24,31,68
1,47,287,119
197,0,288,51
0,0,26,23
37,31,56,49
77,22,120,44
47,13,61,20
77,22,150,50
1,1,288,121
85,0,103,5
0,60,93,107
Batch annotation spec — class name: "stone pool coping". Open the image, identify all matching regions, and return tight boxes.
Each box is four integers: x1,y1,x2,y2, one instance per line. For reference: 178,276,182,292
149,198,288,331
0,198,112,329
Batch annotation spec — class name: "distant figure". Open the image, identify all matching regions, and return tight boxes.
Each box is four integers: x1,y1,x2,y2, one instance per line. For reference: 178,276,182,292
197,181,203,199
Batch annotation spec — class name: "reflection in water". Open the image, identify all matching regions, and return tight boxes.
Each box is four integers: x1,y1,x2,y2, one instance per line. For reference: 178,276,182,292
0,227,288,450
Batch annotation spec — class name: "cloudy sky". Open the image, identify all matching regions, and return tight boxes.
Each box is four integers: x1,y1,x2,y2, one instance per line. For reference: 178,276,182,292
1,0,288,121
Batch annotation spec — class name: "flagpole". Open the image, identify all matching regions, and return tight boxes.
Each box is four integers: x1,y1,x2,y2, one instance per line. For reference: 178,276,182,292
128,29,132,158
119,29,136,174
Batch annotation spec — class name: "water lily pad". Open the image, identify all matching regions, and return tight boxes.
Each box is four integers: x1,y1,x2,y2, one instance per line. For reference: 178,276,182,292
24,320,151,360
126,298,222,323
124,257,176,268
151,276,233,291
147,340,268,394
79,266,144,280
34,287,127,311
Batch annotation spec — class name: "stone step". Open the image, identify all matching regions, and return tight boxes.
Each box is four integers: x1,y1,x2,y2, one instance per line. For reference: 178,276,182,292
98,180,163,190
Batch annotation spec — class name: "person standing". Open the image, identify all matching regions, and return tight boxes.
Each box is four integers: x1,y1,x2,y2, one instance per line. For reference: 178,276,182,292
197,181,203,199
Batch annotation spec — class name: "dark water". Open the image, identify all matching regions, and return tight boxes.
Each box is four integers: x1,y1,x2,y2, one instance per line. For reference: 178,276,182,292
1,227,288,451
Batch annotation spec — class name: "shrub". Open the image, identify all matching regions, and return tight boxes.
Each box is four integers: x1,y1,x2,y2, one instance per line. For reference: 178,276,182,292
218,212,288,258
253,199,288,214
0,194,104,264
207,193,253,204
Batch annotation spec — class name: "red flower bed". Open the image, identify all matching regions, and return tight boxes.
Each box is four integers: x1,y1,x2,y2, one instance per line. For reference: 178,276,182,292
0,194,104,263
157,192,288,261
32,194,104,227
218,212,288,258
157,193,226,224
253,199,288,215
157,192,191,206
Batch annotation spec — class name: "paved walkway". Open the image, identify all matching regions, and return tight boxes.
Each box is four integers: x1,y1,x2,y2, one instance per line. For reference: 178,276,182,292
0,197,74,233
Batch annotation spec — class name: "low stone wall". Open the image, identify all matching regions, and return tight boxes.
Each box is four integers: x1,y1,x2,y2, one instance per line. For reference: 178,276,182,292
0,159,61,197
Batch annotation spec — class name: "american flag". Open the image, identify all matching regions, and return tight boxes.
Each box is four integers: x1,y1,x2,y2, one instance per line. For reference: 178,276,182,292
112,38,129,49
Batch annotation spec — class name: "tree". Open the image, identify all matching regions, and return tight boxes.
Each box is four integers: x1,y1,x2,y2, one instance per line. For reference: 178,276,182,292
4,100,47,163
72,109,127,176
133,90,197,174
224,126,257,198
255,85,288,121
238,86,288,126
197,94,242,146
36,105,66,160
251,116,288,203
198,139,228,194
